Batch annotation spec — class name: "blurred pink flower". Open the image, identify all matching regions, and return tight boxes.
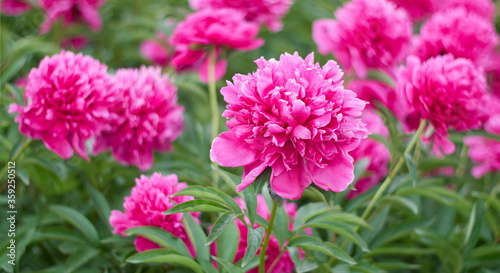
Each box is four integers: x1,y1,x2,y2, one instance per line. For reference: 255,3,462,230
189,0,293,32
412,8,499,66
1,0,32,16
464,115,500,178
93,66,184,171
60,36,89,50
483,51,500,97
170,8,264,83
140,32,170,66
348,109,390,198
234,195,298,272
312,0,412,78
437,0,496,20
398,55,487,155
38,0,104,34
109,173,198,254
9,50,113,159
387,0,435,21
210,52,368,199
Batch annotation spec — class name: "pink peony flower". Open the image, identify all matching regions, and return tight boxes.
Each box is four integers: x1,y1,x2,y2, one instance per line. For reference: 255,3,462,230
348,109,390,199
170,8,264,83
109,173,198,254
386,0,436,21
412,8,499,66
189,0,293,32
312,0,412,78
60,36,89,50
464,115,500,178
210,52,368,199
93,66,184,171
38,0,104,34
398,55,487,155
437,0,496,20
9,50,113,159
234,195,298,273
483,51,500,97
1,0,32,16
140,32,170,67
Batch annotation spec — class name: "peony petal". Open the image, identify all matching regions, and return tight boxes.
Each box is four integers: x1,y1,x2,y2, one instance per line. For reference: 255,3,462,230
237,161,268,192
308,155,354,192
270,160,311,200
210,132,258,167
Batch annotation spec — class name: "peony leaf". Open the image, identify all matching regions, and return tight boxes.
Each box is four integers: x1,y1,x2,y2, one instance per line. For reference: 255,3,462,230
404,153,417,186
379,195,419,215
205,211,239,245
213,256,245,273
241,227,265,267
163,200,229,214
288,236,356,265
127,249,203,273
64,246,100,273
124,226,191,257
50,205,100,246
252,167,272,196
303,222,369,252
173,185,242,214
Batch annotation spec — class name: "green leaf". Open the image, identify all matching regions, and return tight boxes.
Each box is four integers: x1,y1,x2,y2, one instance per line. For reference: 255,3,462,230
463,202,485,254
297,258,321,273
0,57,25,87
293,202,328,232
164,200,229,214
182,213,211,265
308,212,372,230
205,212,239,245
215,221,240,267
367,246,436,257
124,226,191,257
288,236,356,265
404,153,417,186
50,205,100,246
303,222,369,252
241,227,265,267
304,187,333,209
268,186,284,207
253,167,271,195
375,261,420,271
242,185,257,225
370,218,434,249
127,249,203,273
211,166,241,192
6,83,24,106
174,186,242,214
212,256,245,273
16,167,30,186
32,227,87,245
64,247,100,273
87,185,111,227
353,158,370,184
367,69,395,88
274,205,289,246
396,186,472,215
379,195,419,215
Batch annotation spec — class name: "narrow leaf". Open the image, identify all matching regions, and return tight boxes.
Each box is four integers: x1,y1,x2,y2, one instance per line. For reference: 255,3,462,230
163,200,229,215
242,227,265,267
205,212,239,245
124,226,191,257
50,205,100,245
127,249,203,273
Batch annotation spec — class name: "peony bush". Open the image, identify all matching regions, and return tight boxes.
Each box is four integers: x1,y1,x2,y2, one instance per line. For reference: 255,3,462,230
1,0,500,272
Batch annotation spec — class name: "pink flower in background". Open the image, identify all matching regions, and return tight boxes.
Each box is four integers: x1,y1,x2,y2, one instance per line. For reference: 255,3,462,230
437,0,496,20
347,109,390,198
234,195,297,272
60,36,89,50
170,8,264,83
93,66,184,171
398,55,487,155
189,0,293,32
9,51,113,159
464,116,500,178
312,0,412,78
210,52,368,199
109,173,198,253
387,0,435,21
140,32,170,66
412,8,499,66
483,51,500,97
38,0,104,34
1,0,32,16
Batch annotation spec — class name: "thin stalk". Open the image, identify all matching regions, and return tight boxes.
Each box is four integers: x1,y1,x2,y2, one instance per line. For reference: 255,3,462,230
208,47,220,187
259,201,278,273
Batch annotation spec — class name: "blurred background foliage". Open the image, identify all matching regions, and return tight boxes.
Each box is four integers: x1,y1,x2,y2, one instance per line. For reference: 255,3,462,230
1,0,500,272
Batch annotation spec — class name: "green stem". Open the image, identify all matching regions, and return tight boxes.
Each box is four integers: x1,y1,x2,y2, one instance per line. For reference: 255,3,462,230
455,143,469,178
259,201,278,273
208,47,220,187
0,138,32,183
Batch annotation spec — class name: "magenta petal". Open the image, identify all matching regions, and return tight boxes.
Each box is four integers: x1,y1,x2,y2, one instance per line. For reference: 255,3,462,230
237,161,268,192
42,135,74,159
109,210,132,236
134,236,160,252
210,132,258,167
308,155,354,192
270,160,311,200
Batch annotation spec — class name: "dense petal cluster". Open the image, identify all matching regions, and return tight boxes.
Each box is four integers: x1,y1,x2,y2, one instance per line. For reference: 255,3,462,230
170,8,264,82
93,66,184,171
188,0,293,32
9,50,113,159
347,109,390,198
234,195,297,272
387,0,435,21
412,8,499,65
1,0,32,16
38,0,104,34
437,0,496,20
312,0,412,78
210,52,368,199
464,116,500,178
109,173,198,253
398,55,487,155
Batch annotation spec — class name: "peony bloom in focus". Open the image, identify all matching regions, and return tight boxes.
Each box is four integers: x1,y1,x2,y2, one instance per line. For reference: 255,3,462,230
398,55,487,155
437,0,496,21
189,0,293,32
93,66,184,171
234,195,298,272
347,109,390,198
412,8,499,66
313,0,412,78
1,0,32,16
210,52,368,199
38,0,104,34
387,0,435,21
109,173,198,253
169,8,264,83
9,50,113,159
464,116,500,178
